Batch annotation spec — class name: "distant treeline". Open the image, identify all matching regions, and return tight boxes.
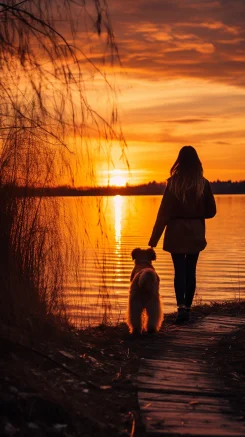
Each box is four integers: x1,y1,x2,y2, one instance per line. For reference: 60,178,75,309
5,180,245,196
210,180,245,194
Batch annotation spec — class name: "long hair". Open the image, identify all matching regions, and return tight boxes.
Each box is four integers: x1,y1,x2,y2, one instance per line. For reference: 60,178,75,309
168,145,205,202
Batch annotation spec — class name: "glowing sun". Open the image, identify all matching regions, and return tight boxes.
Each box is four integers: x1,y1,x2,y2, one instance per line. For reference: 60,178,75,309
109,170,127,187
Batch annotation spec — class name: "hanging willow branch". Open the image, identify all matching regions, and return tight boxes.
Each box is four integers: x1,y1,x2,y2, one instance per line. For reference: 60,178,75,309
0,0,124,188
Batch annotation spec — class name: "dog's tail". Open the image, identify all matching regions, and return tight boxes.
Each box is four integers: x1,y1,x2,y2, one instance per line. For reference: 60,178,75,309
138,268,159,293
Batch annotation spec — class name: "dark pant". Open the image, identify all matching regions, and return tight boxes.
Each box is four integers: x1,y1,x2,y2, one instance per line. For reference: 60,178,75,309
171,253,199,308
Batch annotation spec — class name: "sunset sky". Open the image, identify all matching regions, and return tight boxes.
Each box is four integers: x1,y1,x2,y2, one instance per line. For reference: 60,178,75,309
92,0,245,186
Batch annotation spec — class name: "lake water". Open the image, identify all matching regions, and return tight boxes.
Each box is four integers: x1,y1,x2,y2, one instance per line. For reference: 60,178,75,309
63,194,245,327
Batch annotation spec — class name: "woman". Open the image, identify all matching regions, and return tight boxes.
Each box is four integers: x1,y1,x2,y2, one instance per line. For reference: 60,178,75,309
148,145,216,324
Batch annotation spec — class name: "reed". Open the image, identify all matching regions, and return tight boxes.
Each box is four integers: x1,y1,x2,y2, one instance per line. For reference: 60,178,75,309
0,138,69,333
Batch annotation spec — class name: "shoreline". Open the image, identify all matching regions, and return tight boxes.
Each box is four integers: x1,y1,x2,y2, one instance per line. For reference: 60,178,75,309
14,191,245,198
3,182,245,198
1,299,245,436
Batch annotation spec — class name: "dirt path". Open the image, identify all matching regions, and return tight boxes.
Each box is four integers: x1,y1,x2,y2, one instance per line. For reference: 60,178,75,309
137,315,245,436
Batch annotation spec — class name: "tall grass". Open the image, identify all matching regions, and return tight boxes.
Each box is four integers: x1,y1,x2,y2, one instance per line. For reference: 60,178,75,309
0,133,69,332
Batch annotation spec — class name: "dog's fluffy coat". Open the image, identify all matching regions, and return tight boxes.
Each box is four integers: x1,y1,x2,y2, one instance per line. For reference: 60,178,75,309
127,248,163,334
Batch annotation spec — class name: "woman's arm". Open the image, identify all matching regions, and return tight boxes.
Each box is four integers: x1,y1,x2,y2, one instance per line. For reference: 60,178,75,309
148,184,171,247
204,181,216,218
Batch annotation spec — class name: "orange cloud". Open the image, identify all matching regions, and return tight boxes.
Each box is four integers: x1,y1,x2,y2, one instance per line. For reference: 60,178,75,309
108,0,245,86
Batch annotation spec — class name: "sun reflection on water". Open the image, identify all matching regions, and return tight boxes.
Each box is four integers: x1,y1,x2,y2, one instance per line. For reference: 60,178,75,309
114,195,124,285
114,195,123,246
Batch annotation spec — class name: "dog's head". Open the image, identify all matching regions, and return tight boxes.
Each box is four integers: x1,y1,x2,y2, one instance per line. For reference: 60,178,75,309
131,247,156,265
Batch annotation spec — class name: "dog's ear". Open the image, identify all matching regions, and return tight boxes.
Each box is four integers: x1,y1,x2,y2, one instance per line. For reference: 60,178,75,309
147,248,156,261
131,248,141,260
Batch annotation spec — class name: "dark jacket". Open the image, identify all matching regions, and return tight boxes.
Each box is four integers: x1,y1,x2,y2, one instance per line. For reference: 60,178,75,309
148,178,216,253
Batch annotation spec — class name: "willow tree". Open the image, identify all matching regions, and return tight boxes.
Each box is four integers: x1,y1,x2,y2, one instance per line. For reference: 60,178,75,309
0,0,124,331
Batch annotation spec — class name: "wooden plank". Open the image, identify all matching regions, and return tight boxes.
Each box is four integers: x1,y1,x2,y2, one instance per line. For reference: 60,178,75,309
138,371,219,382
138,384,227,397
139,392,234,408
145,411,243,424
145,420,245,437
141,359,209,372
137,377,223,391
139,401,232,414
138,370,222,385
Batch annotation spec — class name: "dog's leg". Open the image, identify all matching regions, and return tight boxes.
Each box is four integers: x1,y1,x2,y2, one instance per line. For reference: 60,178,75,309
145,297,163,333
128,297,143,334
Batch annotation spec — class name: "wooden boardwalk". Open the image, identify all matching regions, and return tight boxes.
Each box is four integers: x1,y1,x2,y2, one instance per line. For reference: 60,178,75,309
137,315,245,436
